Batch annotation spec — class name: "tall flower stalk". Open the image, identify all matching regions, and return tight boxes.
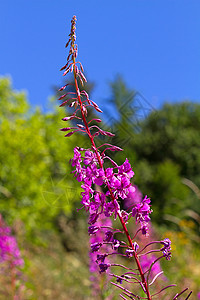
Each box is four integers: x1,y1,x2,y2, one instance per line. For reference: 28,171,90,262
58,16,192,299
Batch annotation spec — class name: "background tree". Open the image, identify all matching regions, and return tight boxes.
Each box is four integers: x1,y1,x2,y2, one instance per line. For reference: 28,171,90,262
106,77,200,229
0,77,84,240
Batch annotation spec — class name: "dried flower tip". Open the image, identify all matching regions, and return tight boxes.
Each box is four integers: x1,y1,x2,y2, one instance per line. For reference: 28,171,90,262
64,130,78,137
94,106,103,113
77,124,85,129
79,70,87,82
59,100,71,107
65,39,71,48
58,85,67,91
58,94,68,100
60,64,68,71
62,115,75,121
82,105,88,116
63,68,70,76
60,127,72,131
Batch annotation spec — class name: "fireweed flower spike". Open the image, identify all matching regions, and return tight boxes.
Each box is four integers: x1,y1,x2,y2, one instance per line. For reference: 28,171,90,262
58,16,192,299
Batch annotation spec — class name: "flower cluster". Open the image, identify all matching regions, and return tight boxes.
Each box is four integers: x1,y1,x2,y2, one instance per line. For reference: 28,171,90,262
0,216,24,267
58,16,192,300
0,215,24,298
71,148,152,234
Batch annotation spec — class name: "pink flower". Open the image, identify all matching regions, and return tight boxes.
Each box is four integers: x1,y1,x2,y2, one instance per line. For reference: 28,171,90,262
0,216,24,267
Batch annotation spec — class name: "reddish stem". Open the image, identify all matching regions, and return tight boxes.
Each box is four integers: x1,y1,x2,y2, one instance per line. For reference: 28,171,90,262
71,40,151,300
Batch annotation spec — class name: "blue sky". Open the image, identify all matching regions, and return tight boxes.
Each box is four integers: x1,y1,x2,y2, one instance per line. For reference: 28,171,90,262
1,0,200,111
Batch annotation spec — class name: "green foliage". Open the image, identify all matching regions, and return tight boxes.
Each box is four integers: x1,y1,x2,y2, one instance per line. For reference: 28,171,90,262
133,102,200,224
134,102,200,185
0,77,29,119
0,77,82,239
107,77,200,226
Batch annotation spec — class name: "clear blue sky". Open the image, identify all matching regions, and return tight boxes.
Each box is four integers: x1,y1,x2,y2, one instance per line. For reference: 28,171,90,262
1,0,200,111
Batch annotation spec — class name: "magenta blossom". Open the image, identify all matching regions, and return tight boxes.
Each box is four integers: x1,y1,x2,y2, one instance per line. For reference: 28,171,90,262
58,16,192,299
0,217,24,267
